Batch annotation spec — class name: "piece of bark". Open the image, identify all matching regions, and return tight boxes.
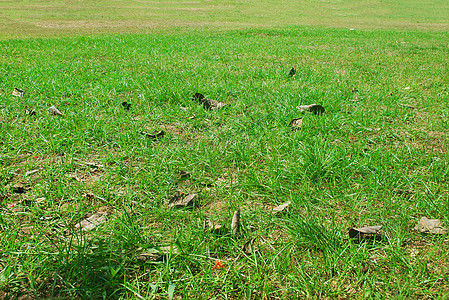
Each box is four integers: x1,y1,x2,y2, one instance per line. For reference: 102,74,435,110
289,118,303,129
289,67,296,77
413,217,447,235
140,130,165,140
231,210,240,235
272,201,291,215
297,104,325,115
12,88,24,97
75,212,108,231
48,105,63,115
349,225,382,239
168,193,196,209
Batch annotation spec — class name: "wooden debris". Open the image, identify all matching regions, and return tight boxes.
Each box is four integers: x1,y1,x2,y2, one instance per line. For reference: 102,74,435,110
413,217,447,235
349,225,382,239
289,66,296,77
140,130,165,140
12,87,24,97
75,212,108,231
272,201,291,215
168,193,196,209
231,209,240,235
48,105,63,116
297,104,325,115
288,118,303,129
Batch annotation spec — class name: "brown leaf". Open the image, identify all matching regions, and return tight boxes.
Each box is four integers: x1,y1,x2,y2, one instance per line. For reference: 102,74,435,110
168,193,196,209
192,93,229,110
48,105,63,116
24,106,36,116
85,162,104,168
12,87,24,97
75,212,108,231
289,67,296,77
413,217,447,235
160,245,179,255
179,170,191,179
12,183,28,194
140,130,165,140
272,201,291,215
122,101,131,110
297,104,325,115
288,118,303,129
136,249,162,262
349,225,382,239
242,237,256,255
231,209,240,235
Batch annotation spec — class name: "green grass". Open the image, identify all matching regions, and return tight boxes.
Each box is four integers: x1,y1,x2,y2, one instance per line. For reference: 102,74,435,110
1,0,449,39
0,3,449,299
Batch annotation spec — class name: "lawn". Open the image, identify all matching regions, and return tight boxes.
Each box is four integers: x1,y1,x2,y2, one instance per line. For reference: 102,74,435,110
0,1,449,299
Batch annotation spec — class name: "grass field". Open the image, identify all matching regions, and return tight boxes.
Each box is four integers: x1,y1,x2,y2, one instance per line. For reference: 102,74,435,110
1,1,449,299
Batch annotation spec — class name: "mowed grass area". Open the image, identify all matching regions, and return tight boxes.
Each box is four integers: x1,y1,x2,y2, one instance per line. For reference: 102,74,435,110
0,27,448,299
1,0,449,39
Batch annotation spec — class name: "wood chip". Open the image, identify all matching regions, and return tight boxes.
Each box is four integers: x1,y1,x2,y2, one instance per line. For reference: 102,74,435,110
272,201,291,214
349,225,382,239
297,104,325,115
12,87,24,97
231,209,240,235
413,217,447,235
75,212,108,231
168,193,196,209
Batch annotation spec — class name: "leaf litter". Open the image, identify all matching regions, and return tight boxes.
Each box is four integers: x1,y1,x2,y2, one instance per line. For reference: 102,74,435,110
48,105,63,116
413,217,447,235
272,201,291,215
168,192,197,209
231,209,240,235
12,87,24,97
297,104,325,115
192,93,229,110
349,225,382,239
75,212,108,231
